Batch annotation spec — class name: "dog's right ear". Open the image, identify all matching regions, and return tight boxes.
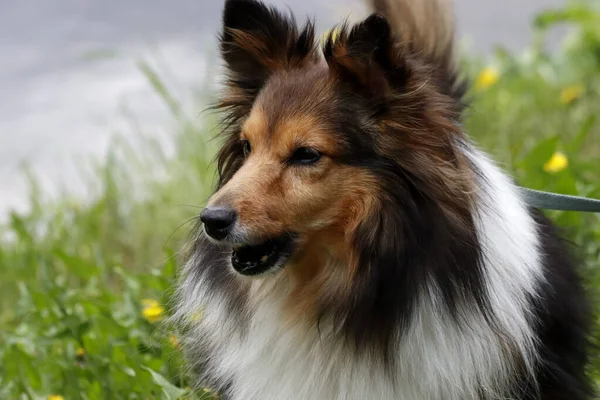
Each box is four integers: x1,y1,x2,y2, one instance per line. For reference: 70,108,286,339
219,0,317,118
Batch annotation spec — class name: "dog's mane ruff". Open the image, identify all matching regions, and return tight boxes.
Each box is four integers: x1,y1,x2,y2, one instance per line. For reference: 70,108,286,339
172,141,546,399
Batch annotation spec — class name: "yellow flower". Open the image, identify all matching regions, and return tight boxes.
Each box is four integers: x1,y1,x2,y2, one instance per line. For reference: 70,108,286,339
475,67,500,90
543,151,569,173
142,299,165,323
560,84,584,104
76,347,85,357
48,396,65,400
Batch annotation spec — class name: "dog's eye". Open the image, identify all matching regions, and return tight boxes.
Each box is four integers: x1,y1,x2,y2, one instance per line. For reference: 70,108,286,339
289,147,321,165
241,140,251,156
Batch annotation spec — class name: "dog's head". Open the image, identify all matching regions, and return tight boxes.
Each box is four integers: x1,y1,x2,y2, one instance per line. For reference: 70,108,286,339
201,0,473,284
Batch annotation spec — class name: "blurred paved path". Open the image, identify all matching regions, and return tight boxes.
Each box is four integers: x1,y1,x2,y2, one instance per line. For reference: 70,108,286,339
0,0,564,215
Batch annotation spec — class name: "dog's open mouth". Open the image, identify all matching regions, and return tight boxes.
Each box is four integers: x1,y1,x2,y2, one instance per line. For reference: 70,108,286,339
231,234,296,276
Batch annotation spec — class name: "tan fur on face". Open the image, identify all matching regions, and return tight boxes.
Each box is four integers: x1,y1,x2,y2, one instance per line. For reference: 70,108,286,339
207,100,383,322
209,106,366,242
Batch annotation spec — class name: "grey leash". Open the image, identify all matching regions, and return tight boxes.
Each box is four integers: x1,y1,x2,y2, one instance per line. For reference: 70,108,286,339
519,187,600,213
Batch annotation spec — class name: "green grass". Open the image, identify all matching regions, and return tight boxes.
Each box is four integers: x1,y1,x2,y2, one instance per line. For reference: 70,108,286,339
1,2,600,399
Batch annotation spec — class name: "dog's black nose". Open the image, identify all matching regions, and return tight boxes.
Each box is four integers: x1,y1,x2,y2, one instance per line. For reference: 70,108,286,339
200,207,237,240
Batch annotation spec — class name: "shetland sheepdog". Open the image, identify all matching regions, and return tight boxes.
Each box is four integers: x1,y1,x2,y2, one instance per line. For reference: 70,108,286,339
173,0,594,398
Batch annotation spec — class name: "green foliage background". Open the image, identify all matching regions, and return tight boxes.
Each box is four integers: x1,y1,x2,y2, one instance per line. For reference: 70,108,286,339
1,2,599,398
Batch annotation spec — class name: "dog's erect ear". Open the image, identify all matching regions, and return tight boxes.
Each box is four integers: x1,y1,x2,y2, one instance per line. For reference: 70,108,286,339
324,14,408,101
219,0,317,114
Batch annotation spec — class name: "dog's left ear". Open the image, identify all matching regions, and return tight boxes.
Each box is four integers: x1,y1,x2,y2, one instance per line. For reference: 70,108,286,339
219,0,317,116
324,14,408,102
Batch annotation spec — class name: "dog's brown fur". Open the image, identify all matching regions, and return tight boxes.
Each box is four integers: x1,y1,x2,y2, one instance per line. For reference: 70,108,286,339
207,0,478,326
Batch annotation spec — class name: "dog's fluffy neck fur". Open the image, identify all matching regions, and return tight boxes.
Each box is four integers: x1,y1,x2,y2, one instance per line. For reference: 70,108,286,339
175,144,544,400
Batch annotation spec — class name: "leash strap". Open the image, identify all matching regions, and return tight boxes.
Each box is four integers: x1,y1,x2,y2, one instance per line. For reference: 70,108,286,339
519,187,600,213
